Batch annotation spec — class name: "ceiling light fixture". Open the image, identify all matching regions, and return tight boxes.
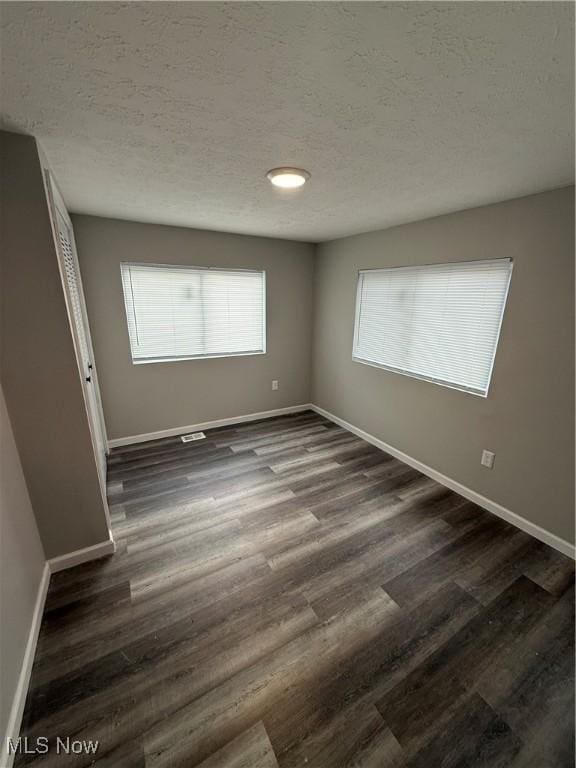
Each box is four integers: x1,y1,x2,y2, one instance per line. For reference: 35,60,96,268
266,167,310,189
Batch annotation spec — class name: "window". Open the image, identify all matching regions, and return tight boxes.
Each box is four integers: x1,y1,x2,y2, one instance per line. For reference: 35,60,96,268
120,263,266,363
352,259,512,396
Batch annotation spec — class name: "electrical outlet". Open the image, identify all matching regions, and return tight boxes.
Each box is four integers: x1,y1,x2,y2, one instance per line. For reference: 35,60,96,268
481,449,495,469
272,380,279,391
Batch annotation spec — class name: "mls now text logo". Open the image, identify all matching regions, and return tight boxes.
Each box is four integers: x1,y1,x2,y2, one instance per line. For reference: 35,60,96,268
7,736,99,756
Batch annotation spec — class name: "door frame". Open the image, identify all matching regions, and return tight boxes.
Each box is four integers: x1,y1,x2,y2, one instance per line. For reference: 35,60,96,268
43,168,113,539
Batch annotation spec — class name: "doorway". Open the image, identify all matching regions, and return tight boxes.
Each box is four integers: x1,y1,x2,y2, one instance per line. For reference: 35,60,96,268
45,170,110,501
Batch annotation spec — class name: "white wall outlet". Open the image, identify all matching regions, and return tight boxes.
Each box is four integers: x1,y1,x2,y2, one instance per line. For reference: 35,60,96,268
272,380,279,390
481,449,495,469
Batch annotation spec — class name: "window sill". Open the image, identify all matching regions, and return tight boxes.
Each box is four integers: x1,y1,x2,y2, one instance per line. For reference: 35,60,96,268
132,350,267,365
351,356,489,398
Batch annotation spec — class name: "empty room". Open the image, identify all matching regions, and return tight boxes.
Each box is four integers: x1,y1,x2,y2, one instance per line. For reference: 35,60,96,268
0,2,574,767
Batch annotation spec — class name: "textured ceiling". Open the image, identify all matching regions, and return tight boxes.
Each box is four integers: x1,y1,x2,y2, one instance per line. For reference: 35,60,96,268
0,2,573,242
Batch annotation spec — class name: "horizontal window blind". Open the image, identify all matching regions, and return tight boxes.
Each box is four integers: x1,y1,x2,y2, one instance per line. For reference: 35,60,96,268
120,263,266,363
353,259,512,396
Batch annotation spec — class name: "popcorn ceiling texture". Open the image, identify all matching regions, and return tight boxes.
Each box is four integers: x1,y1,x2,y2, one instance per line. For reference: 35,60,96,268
0,1,573,241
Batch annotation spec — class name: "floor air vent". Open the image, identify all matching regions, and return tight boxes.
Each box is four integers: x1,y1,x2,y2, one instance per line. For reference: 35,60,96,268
181,432,206,443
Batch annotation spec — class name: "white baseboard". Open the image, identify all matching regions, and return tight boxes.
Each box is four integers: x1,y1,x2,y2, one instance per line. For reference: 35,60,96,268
107,404,313,449
2,538,117,763
311,404,575,560
1,563,50,768
48,537,116,573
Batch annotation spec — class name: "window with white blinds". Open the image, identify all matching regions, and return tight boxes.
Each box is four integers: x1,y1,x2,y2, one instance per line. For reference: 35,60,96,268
352,259,513,396
120,263,266,363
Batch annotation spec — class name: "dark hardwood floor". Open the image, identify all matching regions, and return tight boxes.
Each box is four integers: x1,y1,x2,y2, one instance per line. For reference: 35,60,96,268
17,410,575,767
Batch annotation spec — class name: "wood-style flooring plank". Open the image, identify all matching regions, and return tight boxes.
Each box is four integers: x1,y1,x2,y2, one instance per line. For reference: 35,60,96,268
195,722,280,768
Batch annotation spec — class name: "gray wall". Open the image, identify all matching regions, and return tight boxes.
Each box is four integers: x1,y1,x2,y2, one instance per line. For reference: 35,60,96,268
312,187,575,545
0,383,45,753
73,215,315,441
0,131,110,558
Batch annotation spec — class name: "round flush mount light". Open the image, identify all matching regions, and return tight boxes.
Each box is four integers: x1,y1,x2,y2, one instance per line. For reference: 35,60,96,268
266,167,310,189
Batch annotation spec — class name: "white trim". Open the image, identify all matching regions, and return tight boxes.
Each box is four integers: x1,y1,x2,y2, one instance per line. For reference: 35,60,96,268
2,539,117,765
351,259,513,399
107,404,313,449
310,404,575,560
132,350,266,366
351,355,488,398
41,162,113,541
47,538,116,573
120,262,267,365
1,564,50,768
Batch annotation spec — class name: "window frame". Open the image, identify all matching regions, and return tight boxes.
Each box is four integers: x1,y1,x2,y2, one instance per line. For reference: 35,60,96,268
351,258,513,398
120,261,267,365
